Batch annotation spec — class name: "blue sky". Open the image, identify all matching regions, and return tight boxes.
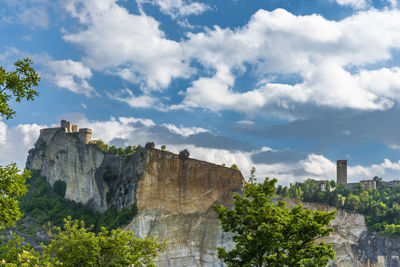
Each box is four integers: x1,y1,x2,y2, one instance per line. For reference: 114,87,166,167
1,0,400,184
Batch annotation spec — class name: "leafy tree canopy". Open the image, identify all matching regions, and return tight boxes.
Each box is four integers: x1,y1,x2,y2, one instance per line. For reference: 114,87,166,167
1,218,166,266
0,58,39,228
0,57,40,119
0,163,30,229
213,177,336,267
41,217,166,266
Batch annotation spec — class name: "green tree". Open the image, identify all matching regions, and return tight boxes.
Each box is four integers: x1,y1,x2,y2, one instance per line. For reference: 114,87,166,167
230,164,239,170
0,58,40,119
0,163,31,228
0,233,40,264
42,217,166,266
0,58,40,228
213,178,336,267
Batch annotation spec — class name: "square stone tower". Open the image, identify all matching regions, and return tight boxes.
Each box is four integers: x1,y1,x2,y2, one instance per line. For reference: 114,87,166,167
337,160,347,185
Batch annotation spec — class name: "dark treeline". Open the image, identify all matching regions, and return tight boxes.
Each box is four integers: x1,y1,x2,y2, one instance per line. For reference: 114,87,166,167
277,178,400,237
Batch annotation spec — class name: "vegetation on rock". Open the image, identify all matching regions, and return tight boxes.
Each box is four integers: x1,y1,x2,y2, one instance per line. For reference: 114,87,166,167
230,164,239,170
178,149,190,159
92,140,137,156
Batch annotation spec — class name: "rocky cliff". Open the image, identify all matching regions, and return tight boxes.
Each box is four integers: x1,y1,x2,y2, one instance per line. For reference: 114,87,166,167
26,125,400,266
26,126,243,266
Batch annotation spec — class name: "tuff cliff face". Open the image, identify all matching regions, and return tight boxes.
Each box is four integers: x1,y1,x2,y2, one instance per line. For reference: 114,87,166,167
26,124,400,267
125,149,243,266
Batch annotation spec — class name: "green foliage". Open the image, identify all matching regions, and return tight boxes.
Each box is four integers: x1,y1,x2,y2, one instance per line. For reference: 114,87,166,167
93,140,137,156
278,179,400,238
0,58,40,120
94,140,110,153
19,172,138,231
41,217,166,266
213,178,336,266
0,233,40,264
96,204,138,231
161,145,166,151
1,218,166,266
230,164,239,170
0,163,30,229
53,180,67,198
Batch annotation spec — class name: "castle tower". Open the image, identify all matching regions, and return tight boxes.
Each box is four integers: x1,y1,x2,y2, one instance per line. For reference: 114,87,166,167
61,120,73,133
71,124,78,133
78,128,92,143
337,160,347,185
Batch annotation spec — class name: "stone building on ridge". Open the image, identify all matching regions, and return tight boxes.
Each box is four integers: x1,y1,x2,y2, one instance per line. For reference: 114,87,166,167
40,120,92,144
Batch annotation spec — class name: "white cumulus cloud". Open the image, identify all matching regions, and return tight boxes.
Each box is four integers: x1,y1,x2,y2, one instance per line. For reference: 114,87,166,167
176,8,400,114
1,0,51,28
62,0,192,91
46,59,97,97
138,0,210,18
331,0,369,9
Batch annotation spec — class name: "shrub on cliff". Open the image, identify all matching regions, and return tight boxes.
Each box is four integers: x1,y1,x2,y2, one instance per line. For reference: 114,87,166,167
230,164,239,170
94,140,109,153
178,149,190,160
145,141,155,149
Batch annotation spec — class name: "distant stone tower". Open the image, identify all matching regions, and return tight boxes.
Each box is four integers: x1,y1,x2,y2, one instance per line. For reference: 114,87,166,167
337,160,347,185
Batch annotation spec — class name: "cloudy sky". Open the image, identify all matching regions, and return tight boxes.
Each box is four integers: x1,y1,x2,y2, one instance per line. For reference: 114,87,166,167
2,0,400,184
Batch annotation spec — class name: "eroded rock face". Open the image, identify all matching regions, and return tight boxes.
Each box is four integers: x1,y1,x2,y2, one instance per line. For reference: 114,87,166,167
27,129,106,211
137,149,244,214
26,129,147,212
125,149,243,266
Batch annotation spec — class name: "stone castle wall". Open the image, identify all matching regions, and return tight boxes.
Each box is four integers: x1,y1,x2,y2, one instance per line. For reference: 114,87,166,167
39,120,92,144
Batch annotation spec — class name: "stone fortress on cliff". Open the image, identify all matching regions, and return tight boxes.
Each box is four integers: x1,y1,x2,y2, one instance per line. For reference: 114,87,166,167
40,121,400,192
40,120,93,144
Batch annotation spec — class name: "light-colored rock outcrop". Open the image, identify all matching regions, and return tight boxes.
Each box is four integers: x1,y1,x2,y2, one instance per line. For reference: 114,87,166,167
125,149,243,266
27,129,106,211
